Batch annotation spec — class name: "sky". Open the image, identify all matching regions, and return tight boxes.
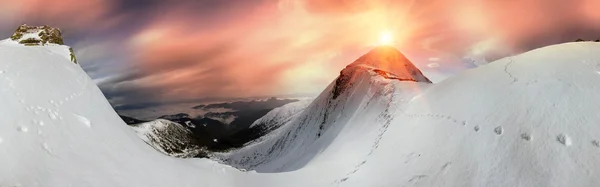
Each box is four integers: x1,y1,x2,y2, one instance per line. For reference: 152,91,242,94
1,0,599,112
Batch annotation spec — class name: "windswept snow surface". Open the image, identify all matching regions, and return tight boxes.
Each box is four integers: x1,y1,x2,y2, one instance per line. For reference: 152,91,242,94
3,40,600,187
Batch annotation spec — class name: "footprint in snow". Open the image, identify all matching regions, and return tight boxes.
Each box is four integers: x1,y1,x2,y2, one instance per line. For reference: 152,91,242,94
592,140,600,147
17,126,28,132
73,113,91,128
474,126,480,132
521,133,532,141
494,126,503,135
42,143,52,154
49,113,58,120
557,133,571,146
408,175,428,182
440,162,452,173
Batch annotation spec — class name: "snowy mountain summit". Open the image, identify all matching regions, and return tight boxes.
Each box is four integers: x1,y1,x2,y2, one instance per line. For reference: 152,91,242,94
347,46,431,83
333,46,430,99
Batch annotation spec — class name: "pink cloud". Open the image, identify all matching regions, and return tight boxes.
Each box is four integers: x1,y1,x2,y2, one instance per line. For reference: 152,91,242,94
0,0,119,30
117,0,600,104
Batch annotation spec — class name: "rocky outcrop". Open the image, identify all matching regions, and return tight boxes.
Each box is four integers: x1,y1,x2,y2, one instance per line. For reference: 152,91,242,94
9,24,77,64
11,24,64,45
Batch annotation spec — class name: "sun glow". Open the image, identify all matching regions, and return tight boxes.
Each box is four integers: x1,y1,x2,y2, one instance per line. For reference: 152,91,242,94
379,30,393,45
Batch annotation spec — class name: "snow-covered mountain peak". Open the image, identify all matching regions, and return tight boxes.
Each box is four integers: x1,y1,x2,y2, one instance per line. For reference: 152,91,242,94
332,46,431,99
347,46,431,83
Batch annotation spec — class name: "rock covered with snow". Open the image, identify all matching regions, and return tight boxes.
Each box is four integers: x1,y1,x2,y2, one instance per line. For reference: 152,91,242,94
10,24,64,46
131,119,207,158
8,24,77,64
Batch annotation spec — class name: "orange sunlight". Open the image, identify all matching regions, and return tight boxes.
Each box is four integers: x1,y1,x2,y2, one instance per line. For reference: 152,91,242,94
379,30,393,45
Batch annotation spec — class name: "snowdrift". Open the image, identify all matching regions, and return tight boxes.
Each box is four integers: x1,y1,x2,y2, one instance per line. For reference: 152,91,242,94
2,38,600,187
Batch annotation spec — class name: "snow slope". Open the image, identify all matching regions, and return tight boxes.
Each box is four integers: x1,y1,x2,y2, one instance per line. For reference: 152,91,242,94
0,40,241,187
217,42,600,186
249,98,312,129
329,42,600,187
3,39,600,187
131,119,206,158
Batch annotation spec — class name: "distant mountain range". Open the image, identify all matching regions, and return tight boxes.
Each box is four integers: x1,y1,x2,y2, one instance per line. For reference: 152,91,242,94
119,97,301,153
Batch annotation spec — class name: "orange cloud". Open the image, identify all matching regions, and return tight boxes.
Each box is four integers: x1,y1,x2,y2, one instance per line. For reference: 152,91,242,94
5,0,597,108
0,0,118,30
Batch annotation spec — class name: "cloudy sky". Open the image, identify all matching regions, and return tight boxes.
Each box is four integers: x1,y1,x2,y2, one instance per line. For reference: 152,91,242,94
1,0,599,111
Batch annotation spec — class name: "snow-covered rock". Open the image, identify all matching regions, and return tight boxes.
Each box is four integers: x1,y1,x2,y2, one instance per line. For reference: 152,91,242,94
10,24,64,46
5,24,77,64
131,119,206,158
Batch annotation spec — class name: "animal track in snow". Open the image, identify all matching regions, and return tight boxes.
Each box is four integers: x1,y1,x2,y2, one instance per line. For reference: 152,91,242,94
494,126,503,135
557,134,571,146
440,162,452,173
17,126,28,132
474,126,480,132
521,133,531,141
48,112,56,119
42,143,52,154
73,113,92,128
404,152,422,163
408,175,428,183
592,140,600,147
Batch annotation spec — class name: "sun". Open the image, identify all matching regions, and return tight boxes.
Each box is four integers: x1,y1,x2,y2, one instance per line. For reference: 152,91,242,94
378,31,393,45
